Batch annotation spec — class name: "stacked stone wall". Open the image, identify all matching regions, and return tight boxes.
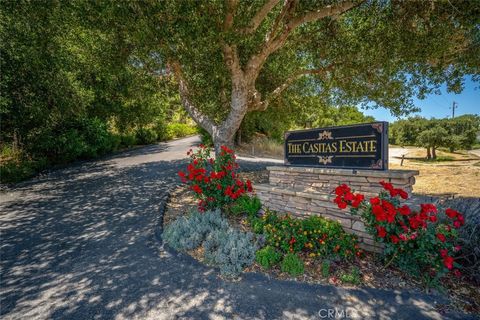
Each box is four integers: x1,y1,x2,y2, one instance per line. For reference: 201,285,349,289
256,166,419,252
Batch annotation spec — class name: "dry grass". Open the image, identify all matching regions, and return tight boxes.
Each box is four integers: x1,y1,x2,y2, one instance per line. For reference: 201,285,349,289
236,134,283,159
391,160,480,197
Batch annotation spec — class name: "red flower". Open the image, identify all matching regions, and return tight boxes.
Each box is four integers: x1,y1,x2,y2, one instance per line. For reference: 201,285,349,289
445,208,459,219
246,180,253,192
376,225,387,238
351,194,364,208
192,185,203,194
397,205,411,216
443,255,454,270
440,249,448,258
453,220,461,228
370,197,381,206
344,192,354,201
390,235,399,244
335,184,351,196
420,203,437,214
380,181,394,192
337,201,347,209
436,233,446,242
454,245,461,252
398,189,409,200
216,184,222,190
372,205,387,222
235,179,243,187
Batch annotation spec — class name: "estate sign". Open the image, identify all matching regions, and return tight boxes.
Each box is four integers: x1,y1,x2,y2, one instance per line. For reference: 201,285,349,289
284,122,388,170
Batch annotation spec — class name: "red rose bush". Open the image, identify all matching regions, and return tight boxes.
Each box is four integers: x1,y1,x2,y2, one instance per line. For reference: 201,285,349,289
334,181,465,285
178,145,253,211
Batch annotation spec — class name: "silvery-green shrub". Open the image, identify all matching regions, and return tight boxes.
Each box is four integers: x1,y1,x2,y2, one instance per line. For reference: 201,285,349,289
203,228,257,277
163,209,228,251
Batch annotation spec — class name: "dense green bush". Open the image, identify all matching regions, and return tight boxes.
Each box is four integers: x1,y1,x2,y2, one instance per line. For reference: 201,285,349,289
0,158,47,183
255,246,282,269
165,123,198,140
281,253,304,276
135,127,158,145
203,227,257,277
27,117,118,164
120,134,138,148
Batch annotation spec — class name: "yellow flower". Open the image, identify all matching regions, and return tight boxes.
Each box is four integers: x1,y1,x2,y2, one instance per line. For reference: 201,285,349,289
304,231,307,235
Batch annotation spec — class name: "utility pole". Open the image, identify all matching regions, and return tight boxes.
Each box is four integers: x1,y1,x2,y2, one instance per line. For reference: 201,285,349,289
451,101,458,118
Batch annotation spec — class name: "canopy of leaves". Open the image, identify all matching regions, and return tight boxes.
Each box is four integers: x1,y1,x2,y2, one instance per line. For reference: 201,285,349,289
83,0,480,122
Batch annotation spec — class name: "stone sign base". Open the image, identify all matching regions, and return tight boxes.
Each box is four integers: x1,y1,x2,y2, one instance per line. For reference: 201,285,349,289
255,166,419,252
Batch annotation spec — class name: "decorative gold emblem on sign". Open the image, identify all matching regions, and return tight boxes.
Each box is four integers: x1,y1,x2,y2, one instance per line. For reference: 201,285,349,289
318,130,333,140
371,123,383,133
318,156,333,165
370,159,383,169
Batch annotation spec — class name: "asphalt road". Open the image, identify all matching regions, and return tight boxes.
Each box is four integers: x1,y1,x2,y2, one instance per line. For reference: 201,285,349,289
0,136,474,320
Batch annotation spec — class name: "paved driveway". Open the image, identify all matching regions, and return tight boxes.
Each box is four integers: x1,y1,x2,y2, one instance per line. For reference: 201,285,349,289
0,136,472,319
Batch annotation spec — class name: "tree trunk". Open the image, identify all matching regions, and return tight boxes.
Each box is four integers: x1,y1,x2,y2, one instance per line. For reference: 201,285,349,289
432,146,437,159
426,147,431,159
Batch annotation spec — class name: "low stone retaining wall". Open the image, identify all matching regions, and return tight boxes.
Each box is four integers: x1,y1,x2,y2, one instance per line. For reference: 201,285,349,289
255,166,419,252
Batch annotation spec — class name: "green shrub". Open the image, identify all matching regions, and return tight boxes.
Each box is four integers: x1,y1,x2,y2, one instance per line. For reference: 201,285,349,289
281,253,304,276
203,227,257,277
339,267,361,285
120,133,137,147
135,127,158,144
321,260,331,277
0,158,46,183
255,246,281,269
28,117,119,163
257,210,361,259
165,123,198,140
162,209,228,251
230,195,261,217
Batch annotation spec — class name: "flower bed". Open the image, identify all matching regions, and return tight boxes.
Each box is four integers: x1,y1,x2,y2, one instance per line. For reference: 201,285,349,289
163,145,480,315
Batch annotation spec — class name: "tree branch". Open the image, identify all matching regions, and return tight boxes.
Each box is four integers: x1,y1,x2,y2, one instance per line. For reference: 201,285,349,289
239,0,280,34
170,61,216,134
245,1,362,81
249,65,335,111
223,0,238,30
287,1,360,30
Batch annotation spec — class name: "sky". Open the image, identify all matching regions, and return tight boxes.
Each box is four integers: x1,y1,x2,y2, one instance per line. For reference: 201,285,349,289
362,77,479,122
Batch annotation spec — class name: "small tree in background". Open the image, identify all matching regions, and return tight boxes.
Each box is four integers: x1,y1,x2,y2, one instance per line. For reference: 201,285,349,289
416,126,448,159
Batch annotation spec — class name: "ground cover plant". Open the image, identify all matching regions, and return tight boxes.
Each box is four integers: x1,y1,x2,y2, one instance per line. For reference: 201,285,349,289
334,181,465,287
163,209,257,278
